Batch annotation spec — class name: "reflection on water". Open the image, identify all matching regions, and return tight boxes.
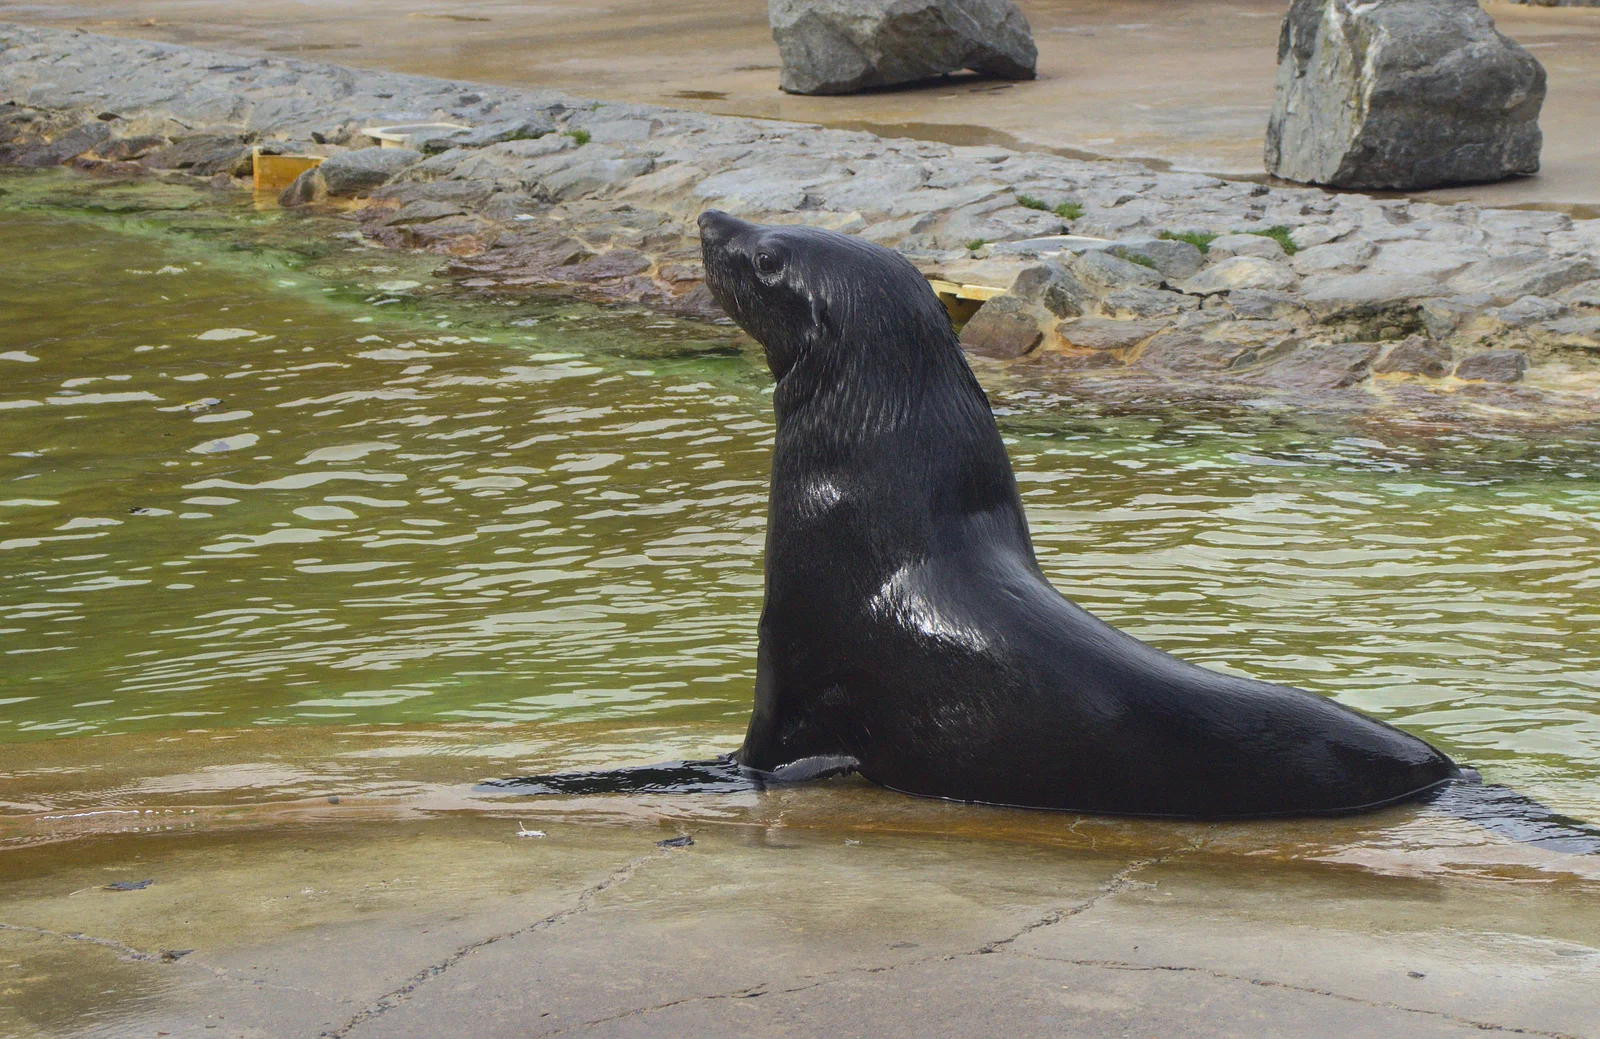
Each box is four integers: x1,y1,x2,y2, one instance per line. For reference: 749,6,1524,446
2,173,1599,828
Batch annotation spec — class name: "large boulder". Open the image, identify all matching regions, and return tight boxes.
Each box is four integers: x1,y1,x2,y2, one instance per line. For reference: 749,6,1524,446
770,0,1037,96
1265,0,1545,189
318,147,423,197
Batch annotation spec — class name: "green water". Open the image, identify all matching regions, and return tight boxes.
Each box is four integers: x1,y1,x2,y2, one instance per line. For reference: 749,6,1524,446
3,172,1600,816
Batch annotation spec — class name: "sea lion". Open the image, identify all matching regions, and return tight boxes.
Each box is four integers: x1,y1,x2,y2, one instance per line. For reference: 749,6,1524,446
694,208,1461,818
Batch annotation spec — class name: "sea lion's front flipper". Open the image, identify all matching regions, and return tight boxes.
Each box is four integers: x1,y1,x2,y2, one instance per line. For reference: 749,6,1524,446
478,754,858,797
758,754,860,783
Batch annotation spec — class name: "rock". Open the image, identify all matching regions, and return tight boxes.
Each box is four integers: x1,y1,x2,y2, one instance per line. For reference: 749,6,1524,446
566,250,653,282
318,147,423,197
1226,289,1305,320
577,117,663,143
1487,295,1567,328
542,157,654,201
142,134,253,176
530,235,596,268
1099,287,1200,319
1373,335,1452,376
1247,342,1378,390
1070,249,1163,291
1541,316,1600,345
989,235,1113,258
1104,237,1204,280
1419,294,1493,338
496,134,575,159
277,167,323,206
1449,255,1599,301
1009,262,1093,318
1292,239,1376,275
1299,272,1447,316
91,134,167,161
1479,209,1571,235
1367,240,1487,279
1136,329,1289,374
959,295,1045,359
1207,233,1287,261
1265,0,1545,189
11,121,111,166
1559,280,1600,309
1290,223,1350,249
1176,256,1298,296
1455,349,1528,383
1030,350,1123,372
372,180,495,206
449,115,556,148
384,199,467,225
1056,318,1169,351
770,0,1037,95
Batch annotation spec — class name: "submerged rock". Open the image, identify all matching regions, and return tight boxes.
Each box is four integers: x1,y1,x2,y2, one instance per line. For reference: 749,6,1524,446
770,0,1037,95
1265,0,1545,189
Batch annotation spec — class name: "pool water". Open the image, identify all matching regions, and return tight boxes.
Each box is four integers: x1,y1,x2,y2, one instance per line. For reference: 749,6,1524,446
3,170,1599,829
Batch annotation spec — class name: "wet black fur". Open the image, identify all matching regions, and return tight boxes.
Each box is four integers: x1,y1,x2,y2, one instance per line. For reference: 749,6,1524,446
697,209,1462,819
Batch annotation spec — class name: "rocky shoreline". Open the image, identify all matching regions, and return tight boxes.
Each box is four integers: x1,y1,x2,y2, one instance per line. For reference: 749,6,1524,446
3,23,1599,424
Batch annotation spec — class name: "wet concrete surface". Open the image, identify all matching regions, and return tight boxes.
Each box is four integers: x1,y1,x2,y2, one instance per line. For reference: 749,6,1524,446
4,723,1600,1038
0,0,1596,208
4,796,1599,1038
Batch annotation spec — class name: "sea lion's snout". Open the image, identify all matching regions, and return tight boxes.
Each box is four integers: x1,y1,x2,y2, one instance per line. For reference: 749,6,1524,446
697,209,747,253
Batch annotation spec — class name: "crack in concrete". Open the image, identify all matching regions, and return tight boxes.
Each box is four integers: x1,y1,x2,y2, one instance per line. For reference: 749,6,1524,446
1010,952,1583,1039
530,851,1191,1036
325,850,665,1039
977,853,1170,954
533,984,775,1038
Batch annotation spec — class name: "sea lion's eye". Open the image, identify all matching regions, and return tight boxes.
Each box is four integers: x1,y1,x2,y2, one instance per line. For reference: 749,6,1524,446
755,252,780,275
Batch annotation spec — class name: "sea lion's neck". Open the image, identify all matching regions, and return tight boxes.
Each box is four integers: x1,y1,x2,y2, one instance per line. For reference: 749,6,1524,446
766,333,1035,570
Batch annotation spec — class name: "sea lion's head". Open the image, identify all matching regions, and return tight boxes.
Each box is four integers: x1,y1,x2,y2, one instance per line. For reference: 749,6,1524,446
698,210,958,386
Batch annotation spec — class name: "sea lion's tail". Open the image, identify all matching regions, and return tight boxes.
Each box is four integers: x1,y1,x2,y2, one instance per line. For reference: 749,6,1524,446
476,754,858,796
1429,771,1600,855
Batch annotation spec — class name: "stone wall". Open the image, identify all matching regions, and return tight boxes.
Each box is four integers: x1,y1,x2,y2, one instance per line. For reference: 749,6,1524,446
3,23,1598,424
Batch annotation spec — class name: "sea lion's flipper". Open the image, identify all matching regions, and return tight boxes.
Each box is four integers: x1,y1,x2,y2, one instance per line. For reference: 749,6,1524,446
1428,776,1600,855
759,754,860,783
477,754,858,797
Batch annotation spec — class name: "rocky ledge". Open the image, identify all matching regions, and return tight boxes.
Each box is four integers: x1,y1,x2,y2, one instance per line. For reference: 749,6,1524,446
3,23,1598,424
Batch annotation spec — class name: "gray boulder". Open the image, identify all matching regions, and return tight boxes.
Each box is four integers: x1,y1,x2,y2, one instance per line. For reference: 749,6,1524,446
958,294,1045,359
1010,262,1093,318
278,166,323,207
1265,0,1545,189
318,147,423,197
1070,249,1163,291
770,0,1037,95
